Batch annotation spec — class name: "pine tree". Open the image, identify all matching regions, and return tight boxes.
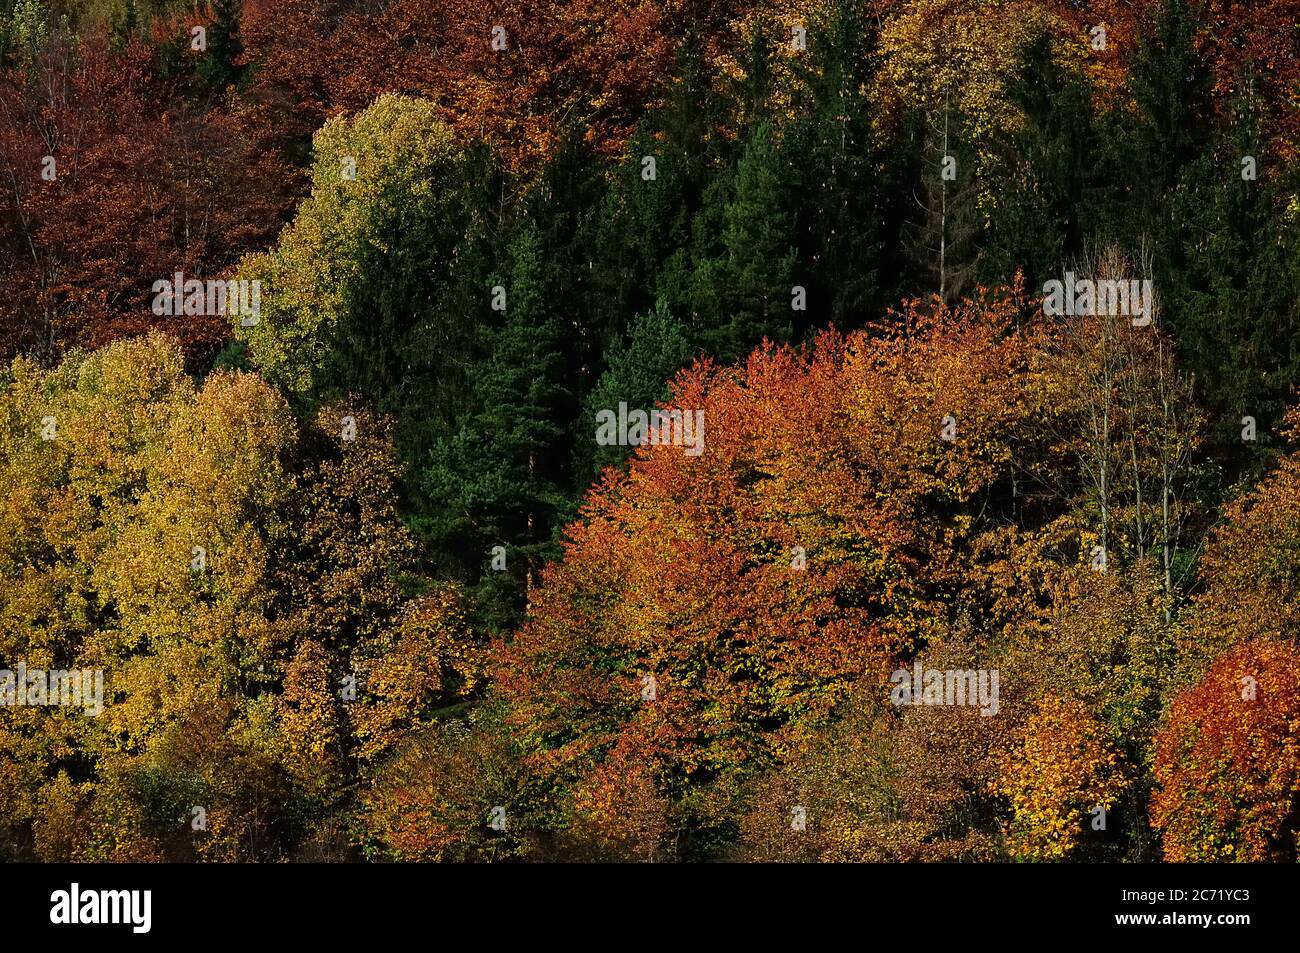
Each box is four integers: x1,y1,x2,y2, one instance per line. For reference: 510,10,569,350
421,222,571,630
1127,0,1211,222
1091,0,1210,252
1169,66,1300,466
708,119,796,360
579,300,695,477
524,126,605,432
785,0,888,328
982,33,1098,291
592,35,729,345
237,97,504,469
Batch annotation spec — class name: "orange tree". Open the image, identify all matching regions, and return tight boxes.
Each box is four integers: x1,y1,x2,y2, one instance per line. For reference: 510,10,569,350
1152,640,1300,861
492,289,1063,857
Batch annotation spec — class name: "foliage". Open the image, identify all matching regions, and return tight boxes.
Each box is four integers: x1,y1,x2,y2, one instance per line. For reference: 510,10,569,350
995,696,1127,860
494,292,1058,856
1152,640,1300,861
0,334,479,859
2,0,1299,865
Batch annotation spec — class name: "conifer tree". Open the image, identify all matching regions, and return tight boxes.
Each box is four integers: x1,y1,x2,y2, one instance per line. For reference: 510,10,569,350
982,33,1098,291
579,300,694,477
594,36,728,341
1168,68,1300,463
902,96,982,303
422,222,571,630
237,96,503,465
785,0,889,328
708,119,796,360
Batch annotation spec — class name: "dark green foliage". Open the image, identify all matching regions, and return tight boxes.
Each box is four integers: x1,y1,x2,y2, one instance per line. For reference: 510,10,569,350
579,300,695,478
153,0,245,103
421,222,573,632
901,100,983,304
704,118,796,360
785,0,891,328
327,145,505,467
1166,73,1300,467
226,0,1299,634
982,33,1098,291
593,38,730,345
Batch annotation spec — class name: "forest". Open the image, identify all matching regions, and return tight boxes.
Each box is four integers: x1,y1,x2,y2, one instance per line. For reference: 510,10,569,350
0,0,1298,863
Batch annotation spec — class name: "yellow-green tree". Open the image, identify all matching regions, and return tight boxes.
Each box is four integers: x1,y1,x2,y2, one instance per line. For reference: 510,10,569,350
235,94,492,463
0,333,480,860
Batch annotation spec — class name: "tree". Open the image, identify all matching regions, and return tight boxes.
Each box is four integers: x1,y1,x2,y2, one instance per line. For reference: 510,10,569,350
0,31,290,364
1179,409,1300,672
1038,245,1205,597
738,635,1012,864
1152,640,1300,861
784,0,890,327
901,98,983,303
421,221,572,630
580,300,695,478
356,701,527,863
877,0,1078,186
995,696,1127,860
707,118,796,360
236,0,752,171
593,36,730,343
981,32,1099,291
495,291,1058,857
0,333,480,860
236,94,495,460
1165,69,1300,462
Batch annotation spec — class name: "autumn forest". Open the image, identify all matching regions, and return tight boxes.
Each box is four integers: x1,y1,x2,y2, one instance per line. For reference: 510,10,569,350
1,0,1299,864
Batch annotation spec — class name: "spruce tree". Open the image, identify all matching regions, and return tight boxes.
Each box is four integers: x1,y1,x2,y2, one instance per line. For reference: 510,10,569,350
1169,67,1300,467
982,33,1099,291
902,95,982,304
422,222,571,630
593,35,725,341
785,0,888,328
709,119,796,361
579,300,695,477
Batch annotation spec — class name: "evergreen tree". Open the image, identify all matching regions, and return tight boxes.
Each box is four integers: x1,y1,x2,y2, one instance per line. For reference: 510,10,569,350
329,141,504,464
238,97,504,469
524,126,605,434
1091,0,1211,251
1126,0,1211,222
421,222,571,631
982,33,1099,291
593,35,728,344
154,0,245,103
1168,68,1300,467
706,119,796,361
785,0,889,329
579,300,695,477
